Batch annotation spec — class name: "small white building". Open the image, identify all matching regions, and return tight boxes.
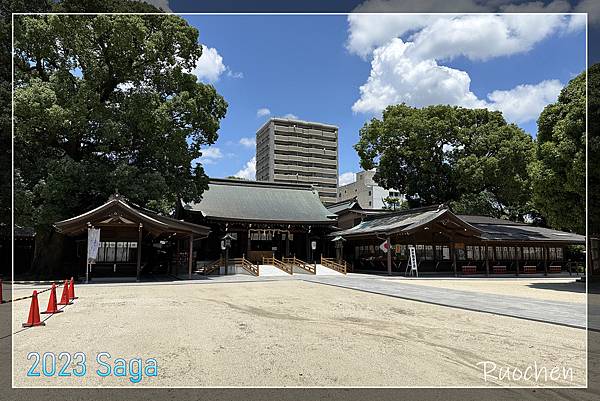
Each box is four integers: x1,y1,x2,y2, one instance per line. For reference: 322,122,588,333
337,170,403,209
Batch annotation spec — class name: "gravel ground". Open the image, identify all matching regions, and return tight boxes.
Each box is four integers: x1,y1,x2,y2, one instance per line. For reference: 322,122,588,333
384,278,586,304
10,279,586,387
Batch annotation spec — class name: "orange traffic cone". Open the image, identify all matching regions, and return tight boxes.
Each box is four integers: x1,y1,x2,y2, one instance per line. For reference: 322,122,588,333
22,290,45,327
42,283,62,314
68,277,78,300
57,280,72,306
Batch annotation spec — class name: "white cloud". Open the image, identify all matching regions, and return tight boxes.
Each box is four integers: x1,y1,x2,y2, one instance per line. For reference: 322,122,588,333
575,0,599,25
192,45,227,83
227,70,244,79
257,108,271,117
349,13,581,124
352,38,485,114
348,13,582,61
346,13,436,59
486,80,563,124
339,172,356,186
407,14,568,62
198,147,223,165
234,157,256,180
349,0,594,41
239,137,256,148
283,113,299,119
141,0,172,12
352,38,564,123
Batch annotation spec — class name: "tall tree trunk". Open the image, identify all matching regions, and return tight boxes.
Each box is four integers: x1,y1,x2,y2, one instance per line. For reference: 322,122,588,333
28,229,67,280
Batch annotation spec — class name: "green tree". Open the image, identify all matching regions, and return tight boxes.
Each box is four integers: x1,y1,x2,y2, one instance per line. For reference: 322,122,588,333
355,104,534,220
589,64,600,238
529,71,586,234
381,196,407,211
14,13,227,274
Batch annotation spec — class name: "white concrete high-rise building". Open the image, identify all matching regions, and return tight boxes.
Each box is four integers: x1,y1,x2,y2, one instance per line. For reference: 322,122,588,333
337,170,403,209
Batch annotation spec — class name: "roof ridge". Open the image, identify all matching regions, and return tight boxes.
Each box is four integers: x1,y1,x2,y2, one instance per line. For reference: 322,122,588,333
363,204,446,221
209,178,315,191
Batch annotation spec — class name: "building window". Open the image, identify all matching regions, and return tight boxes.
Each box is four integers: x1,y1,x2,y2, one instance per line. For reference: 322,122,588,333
96,242,137,263
368,201,371,206
368,191,371,196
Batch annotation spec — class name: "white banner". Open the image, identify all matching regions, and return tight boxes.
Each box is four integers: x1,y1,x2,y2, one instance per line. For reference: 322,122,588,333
87,228,101,262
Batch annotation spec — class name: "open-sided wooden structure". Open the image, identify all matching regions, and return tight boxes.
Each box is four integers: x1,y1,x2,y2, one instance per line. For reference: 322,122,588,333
330,204,586,276
54,194,210,280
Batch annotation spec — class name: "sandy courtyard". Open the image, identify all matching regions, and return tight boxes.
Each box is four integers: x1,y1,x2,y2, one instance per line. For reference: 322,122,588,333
10,279,586,387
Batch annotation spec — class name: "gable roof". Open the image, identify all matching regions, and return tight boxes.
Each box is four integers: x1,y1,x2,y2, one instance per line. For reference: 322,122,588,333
332,205,479,238
332,206,585,244
326,197,361,214
183,178,337,225
54,194,210,236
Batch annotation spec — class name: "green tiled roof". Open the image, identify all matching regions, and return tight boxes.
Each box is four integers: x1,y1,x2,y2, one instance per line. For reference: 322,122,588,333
183,179,338,224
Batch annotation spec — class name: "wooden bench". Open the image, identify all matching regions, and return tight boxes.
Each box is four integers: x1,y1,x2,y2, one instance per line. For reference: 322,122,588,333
523,265,537,274
492,265,507,274
549,265,561,273
462,265,477,274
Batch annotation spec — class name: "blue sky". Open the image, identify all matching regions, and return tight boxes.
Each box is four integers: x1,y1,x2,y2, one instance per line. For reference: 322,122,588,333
181,14,586,183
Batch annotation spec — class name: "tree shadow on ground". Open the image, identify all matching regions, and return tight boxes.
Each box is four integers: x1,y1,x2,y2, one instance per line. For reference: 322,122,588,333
527,281,586,293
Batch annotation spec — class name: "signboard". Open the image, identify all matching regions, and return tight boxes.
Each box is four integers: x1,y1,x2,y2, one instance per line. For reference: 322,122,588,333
311,241,317,250
394,244,401,253
406,245,419,277
87,228,101,263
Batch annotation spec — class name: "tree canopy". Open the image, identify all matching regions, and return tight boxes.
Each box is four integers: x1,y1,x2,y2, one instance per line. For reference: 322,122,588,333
14,14,227,232
529,70,586,234
355,105,534,220
589,64,600,235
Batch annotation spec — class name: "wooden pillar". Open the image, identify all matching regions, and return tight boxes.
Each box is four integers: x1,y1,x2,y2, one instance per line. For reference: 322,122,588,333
188,233,194,279
175,238,180,277
452,242,457,277
247,228,252,253
285,231,290,257
544,245,548,276
306,232,310,262
387,236,392,276
136,223,142,282
485,244,489,277
517,246,522,276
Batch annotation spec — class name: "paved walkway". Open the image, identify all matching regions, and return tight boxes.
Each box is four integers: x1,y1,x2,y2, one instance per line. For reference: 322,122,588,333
297,275,587,329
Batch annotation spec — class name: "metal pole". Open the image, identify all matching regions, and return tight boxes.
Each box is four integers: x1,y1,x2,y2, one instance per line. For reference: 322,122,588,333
452,243,457,277
544,246,548,276
86,225,90,284
484,244,489,277
188,234,193,279
387,236,392,275
136,223,142,282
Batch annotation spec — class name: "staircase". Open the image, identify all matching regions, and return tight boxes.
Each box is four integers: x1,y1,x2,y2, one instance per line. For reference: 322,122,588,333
282,256,315,274
319,256,347,275
262,256,293,275
195,258,222,275
229,256,260,276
